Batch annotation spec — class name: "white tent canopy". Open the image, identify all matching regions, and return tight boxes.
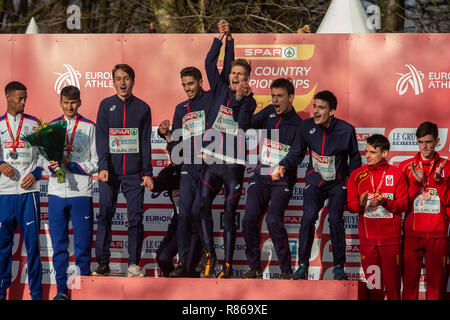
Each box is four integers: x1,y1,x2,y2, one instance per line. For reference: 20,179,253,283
25,16,39,34
317,0,374,33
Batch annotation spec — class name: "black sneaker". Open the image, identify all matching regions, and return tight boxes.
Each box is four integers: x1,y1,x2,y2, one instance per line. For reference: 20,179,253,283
91,263,110,276
241,268,263,279
53,292,70,300
216,263,233,279
293,263,308,280
333,265,348,280
169,263,187,277
203,252,216,277
279,271,292,279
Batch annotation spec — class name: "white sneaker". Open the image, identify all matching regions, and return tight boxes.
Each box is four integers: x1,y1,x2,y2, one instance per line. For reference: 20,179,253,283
127,264,144,277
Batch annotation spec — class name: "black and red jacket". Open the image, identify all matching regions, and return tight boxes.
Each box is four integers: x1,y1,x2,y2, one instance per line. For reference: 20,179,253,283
295,117,361,189
96,94,153,177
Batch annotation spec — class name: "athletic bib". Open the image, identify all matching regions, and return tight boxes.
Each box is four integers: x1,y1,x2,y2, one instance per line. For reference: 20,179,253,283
3,141,32,166
312,151,336,181
182,110,205,139
364,192,394,219
261,138,290,166
413,188,440,214
212,105,239,135
109,128,139,153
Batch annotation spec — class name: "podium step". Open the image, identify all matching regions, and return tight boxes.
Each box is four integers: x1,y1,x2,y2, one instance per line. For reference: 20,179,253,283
70,276,368,300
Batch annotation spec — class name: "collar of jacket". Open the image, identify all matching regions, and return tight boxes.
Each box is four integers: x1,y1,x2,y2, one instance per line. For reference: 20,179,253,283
368,160,388,172
413,151,440,164
187,89,205,104
114,94,135,105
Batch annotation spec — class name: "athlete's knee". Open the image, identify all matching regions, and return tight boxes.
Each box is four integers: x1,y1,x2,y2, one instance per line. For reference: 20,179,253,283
265,213,283,231
223,211,236,232
301,209,319,226
199,197,212,219
327,210,344,227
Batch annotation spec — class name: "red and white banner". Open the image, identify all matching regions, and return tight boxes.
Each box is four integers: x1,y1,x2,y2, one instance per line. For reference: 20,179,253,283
1,33,449,299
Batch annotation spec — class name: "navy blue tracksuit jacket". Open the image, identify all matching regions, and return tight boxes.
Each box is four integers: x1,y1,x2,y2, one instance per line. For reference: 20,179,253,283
96,94,153,177
291,116,361,267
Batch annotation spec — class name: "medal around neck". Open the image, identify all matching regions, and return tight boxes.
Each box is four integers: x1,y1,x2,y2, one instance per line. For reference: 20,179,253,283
22,119,68,183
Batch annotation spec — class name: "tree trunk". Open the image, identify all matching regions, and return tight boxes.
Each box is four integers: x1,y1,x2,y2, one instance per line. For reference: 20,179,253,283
379,0,405,32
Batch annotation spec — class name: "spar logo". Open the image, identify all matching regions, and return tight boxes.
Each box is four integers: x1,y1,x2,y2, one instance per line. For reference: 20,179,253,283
235,45,310,60
395,64,424,96
54,64,81,94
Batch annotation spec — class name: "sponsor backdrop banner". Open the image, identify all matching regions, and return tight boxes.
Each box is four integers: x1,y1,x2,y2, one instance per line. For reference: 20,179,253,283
1,34,449,298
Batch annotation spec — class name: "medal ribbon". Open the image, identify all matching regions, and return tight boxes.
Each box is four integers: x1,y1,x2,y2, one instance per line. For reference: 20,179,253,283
370,170,386,197
417,160,435,187
5,113,24,154
65,115,80,155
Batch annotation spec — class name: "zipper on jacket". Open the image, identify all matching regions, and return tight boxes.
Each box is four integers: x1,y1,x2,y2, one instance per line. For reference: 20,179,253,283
123,101,126,175
321,130,325,156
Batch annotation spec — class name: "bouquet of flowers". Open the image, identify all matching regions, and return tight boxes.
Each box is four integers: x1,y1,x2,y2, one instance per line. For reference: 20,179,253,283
23,120,67,183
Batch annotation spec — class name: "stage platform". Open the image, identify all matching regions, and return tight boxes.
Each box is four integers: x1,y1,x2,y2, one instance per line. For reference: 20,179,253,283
65,276,368,300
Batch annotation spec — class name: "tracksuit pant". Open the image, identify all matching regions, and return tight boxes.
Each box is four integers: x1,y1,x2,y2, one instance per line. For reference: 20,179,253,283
360,241,402,300
403,236,448,300
177,164,203,267
156,213,203,277
0,193,42,299
96,173,144,266
243,178,292,272
198,163,245,263
48,195,93,294
298,181,347,267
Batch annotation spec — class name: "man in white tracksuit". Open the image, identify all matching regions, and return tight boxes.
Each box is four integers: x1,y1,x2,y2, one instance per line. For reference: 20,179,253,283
0,81,44,300
47,85,98,300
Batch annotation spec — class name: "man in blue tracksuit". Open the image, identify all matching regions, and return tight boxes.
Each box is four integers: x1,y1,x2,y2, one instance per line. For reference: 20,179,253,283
94,64,153,277
199,20,257,278
0,81,44,300
239,78,304,280
291,90,361,280
47,85,98,300
160,35,234,278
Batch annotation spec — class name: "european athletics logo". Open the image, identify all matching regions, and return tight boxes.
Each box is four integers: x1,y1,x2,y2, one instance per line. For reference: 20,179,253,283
54,64,81,94
395,64,424,96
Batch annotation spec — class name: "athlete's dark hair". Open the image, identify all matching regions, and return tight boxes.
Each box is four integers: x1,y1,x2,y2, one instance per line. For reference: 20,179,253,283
5,81,27,95
180,67,202,82
60,85,80,101
416,121,438,139
112,64,135,81
366,134,390,151
270,78,295,96
231,59,252,76
314,90,337,110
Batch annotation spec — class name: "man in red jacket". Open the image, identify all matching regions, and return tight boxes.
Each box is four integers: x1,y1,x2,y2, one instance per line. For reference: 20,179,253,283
399,121,450,300
347,134,408,300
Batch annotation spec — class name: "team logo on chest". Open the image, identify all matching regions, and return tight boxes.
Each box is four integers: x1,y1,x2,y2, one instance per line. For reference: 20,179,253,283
385,175,394,186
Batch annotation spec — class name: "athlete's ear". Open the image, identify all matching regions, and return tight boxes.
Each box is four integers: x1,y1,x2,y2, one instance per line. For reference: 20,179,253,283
288,94,294,104
199,79,203,88
329,108,336,117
